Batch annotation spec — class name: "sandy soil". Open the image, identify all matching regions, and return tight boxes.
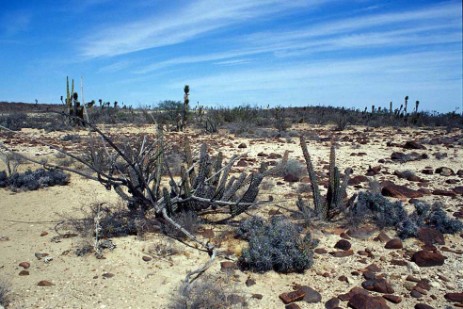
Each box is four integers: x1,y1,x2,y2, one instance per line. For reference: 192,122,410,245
0,123,462,308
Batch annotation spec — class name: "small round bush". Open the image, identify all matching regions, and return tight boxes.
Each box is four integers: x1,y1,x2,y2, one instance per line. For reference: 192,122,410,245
237,216,314,273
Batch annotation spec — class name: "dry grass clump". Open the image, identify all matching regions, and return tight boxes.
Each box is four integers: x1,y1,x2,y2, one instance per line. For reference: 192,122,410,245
171,275,247,309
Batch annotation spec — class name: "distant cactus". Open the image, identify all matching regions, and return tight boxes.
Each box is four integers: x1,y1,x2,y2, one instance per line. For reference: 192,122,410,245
404,96,409,113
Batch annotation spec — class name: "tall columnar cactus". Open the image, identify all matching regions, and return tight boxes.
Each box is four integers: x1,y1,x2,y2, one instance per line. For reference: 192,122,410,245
415,100,420,113
299,137,350,221
299,136,322,216
389,101,393,114
404,96,409,113
181,85,190,131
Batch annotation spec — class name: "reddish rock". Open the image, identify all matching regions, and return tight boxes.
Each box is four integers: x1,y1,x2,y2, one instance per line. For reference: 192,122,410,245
314,248,328,254
417,228,445,245
411,250,446,267
349,175,369,185
334,239,352,251
330,249,354,257
40,231,48,236
285,303,301,309
268,153,282,159
362,278,395,294
348,293,390,309
385,238,403,249
381,183,424,199
279,289,305,304
19,270,29,276
374,231,391,242
237,143,247,149
220,261,237,272
338,287,369,301
37,280,54,286
414,304,435,309
382,294,401,304
432,189,456,197
444,292,463,302
19,262,30,269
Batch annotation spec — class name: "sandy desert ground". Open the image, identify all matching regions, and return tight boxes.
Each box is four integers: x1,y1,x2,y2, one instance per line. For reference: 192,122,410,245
1,122,462,309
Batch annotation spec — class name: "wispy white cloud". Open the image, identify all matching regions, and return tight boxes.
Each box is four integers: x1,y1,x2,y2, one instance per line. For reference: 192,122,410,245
81,0,327,58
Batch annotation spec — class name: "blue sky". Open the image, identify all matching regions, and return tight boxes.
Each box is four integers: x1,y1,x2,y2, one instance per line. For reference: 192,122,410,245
0,0,461,113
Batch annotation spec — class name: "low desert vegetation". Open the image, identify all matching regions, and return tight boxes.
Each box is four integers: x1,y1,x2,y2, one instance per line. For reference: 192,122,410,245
0,96,462,308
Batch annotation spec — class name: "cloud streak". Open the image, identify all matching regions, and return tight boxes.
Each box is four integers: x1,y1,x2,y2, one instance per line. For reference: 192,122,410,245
81,0,324,58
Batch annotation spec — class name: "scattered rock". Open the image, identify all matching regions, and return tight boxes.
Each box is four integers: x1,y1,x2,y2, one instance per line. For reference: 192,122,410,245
417,228,445,245
421,167,434,175
40,231,48,236
245,278,256,287
279,289,305,304
334,239,352,251
237,143,247,149
374,231,391,242
362,278,395,294
19,262,30,269
435,167,454,176
285,303,301,309
35,252,49,260
444,292,463,302
252,294,263,300
220,261,237,272
37,280,54,286
297,285,322,303
403,141,426,150
366,165,381,176
385,238,403,249
102,272,114,279
284,174,300,183
411,249,446,267
325,297,340,309
348,293,390,309
19,270,29,276
414,304,435,309
330,249,354,257
381,183,424,199
432,189,456,197
349,175,369,185
382,294,401,304
142,256,152,262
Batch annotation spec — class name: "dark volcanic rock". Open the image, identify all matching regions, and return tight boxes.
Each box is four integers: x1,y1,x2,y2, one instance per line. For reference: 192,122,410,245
384,238,403,249
382,294,401,304
348,293,390,309
411,250,446,267
403,141,426,150
330,249,354,257
334,239,352,251
325,297,340,309
444,292,463,302
349,175,369,185
381,183,424,199
417,228,445,245
435,167,454,176
362,278,395,294
432,189,456,197
279,289,305,304
414,304,435,309
391,152,427,162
